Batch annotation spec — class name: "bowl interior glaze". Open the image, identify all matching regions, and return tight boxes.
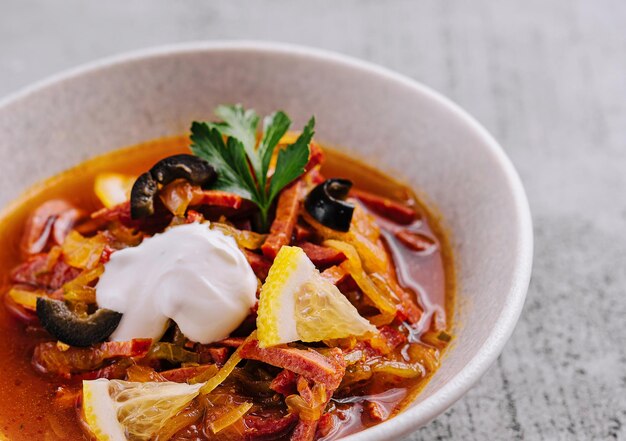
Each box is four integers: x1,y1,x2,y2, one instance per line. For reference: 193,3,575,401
0,42,532,441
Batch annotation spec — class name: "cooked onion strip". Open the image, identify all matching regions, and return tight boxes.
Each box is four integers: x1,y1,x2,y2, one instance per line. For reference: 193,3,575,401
153,401,204,441
371,360,425,378
209,401,253,434
62,265,104,304
199,332,256,395
323,240,396,318
61,231,108,269
210,222,266,250
303,206,387,273
8,288,42,311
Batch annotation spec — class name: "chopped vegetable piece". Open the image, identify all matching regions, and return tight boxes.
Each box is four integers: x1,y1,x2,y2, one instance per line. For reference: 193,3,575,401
185,365,220,384
126,365,167,382
61,230,108,269
94,173,135,208
211,222,266,250
62,265,104,304
371,360,425,378
146,342,200,364
199,332,255,395
407,343,440,372
209,402,253,434
8,287,42,311
302,210,387,274
438,331,452,342
289,377,334,441
323,240,397,319
158,180,194,216
152,400,204,440
370,272,422,324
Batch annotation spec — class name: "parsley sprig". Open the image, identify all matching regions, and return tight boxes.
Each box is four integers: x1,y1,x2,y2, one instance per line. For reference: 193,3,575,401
190,105,315,231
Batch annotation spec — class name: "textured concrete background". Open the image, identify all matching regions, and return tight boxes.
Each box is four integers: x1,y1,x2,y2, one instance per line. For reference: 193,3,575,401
1,1,625,440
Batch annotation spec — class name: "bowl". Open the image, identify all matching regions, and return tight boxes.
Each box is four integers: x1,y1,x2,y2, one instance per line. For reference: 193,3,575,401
0,42,533,440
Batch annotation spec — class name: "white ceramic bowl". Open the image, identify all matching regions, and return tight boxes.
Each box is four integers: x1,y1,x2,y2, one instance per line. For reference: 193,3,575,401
0,42,532,440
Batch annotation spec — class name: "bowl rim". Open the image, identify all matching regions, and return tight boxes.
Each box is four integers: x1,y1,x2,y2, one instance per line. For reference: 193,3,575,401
0,41,533,440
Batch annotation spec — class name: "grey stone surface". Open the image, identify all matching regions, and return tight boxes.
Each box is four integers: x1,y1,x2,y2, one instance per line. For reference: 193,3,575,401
0,1,624,440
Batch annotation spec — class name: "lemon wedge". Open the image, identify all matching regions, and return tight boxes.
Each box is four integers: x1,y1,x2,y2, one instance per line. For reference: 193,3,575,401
82,378,203,441
94,173,136,208
257,246,376,347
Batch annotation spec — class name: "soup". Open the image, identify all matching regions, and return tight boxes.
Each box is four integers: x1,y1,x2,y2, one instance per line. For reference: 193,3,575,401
0,106,454,441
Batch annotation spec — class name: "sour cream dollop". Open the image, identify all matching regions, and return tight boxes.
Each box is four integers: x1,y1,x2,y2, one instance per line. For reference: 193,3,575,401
96,223,257,344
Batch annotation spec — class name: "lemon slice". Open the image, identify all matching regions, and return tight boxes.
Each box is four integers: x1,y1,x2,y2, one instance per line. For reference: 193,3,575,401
82,378,203,441
257,246,376,347
94,173,136,208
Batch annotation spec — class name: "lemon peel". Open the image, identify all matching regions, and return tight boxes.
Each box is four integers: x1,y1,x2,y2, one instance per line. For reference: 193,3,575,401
257,246,376,347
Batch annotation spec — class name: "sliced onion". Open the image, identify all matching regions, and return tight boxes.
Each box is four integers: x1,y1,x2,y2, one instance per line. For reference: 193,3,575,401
209,402,253,434
323,240,396,319
200,331,256,395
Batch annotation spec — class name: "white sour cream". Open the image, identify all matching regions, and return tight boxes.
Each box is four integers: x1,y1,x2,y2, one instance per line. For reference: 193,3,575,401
96,223,257,344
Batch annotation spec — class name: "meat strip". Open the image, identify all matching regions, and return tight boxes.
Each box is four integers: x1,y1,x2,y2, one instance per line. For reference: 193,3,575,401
239,340,346,390
297,242,346,267
350,189,416,225
32,338,151,378
190,189,242,209
262,180,304,259
11,254,81,291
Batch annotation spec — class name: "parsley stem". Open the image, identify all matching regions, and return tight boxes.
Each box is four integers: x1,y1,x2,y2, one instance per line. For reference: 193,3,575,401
258,207,270,233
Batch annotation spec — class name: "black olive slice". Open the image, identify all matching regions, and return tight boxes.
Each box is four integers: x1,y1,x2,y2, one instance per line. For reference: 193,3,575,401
130,172,158,219
36,297,122,347
304,179,355,232
149,154,216,187
130,154,217,219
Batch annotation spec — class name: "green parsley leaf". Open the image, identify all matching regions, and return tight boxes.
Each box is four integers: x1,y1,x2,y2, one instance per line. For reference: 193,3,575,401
211,104,260,175
268,116,315,202
258,111,291,189
189,122,254,200
190,105,315,231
